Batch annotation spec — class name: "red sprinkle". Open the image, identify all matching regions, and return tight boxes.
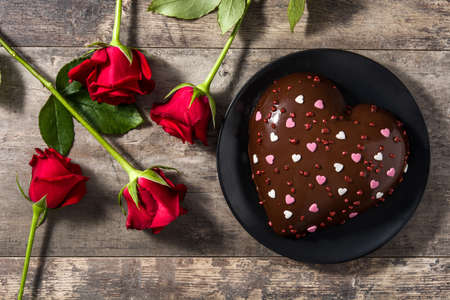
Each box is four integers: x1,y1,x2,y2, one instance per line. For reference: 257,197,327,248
359,171,366,177
265,178,271,185
300,215,305,221
353,120,360,125
304,123,312,130
280,108,286,113
325,146,331,151
289,112,296,118
379,145,384,151
287,181,293,186
344,176,352,183
342,151,348,156
289,138,299,144
271,106,277,112
290,188,296,193
394,136,401,143
306,112,315,117
274,168,280,174
330,115,337,120
369,122,376,127
325,186,331,192
389,153,396,158
287,85,292,90
303,171,309,177
313,76,320,82
361,135,368,140
312,119,318,124
370,105,377,112
271,124,276,129
314,163,321,169
321,128,330,134
283,165,289,170
308,183,314,189
329,211,336,217
356,190,363,196
353,201,360,205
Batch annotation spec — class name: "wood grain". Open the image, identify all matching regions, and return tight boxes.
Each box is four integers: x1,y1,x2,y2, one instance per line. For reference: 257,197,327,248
1,257,449,299
0,47,448,257
0,0,449,50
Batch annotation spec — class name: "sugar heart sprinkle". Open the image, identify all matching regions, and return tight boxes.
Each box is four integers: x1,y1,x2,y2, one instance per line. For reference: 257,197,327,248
336,131,346,140
376,192,384,199
338,188,347,196
314,99,324,110
268,189,276,198
374,152,383,161
255,111,262,121
316,175,326,185
351,153,362,163
292,154,302,163
270,132,279,142
286,118,295,128
386,168,396,177
265,155,274,165
285,194,295,205
306,142,317,152
349,212,358,218
295,95,304,104
309,203,319,213
370,179,380,189
284,210,293,219
334,163,344,172
307,225,317,233
253,154,258,164
380,128,390,138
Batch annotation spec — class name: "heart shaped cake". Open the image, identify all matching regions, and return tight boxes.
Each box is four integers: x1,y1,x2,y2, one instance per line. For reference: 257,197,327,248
248,73,409,238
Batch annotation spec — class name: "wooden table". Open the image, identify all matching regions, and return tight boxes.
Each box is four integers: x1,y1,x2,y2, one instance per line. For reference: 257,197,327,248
1,0,449,298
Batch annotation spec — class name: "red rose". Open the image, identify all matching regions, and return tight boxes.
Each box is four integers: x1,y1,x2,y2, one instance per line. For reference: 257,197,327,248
29,148,89,209
150,86,211,145
123,168,187,233
68,46,155,105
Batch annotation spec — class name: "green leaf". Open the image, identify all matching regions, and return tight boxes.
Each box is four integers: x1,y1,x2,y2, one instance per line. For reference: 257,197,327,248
140,168,170,187
127,179,140,209
218,0,246,34
68,90,144,135
56,57,144,135
55,57,86,92
288,0,306,32
148,0,221,20
39,95,75,156
165,83,194,100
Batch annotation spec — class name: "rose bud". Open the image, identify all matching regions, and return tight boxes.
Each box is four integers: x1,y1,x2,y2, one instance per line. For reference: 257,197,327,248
68,46,155,105
121,168,187,233
28,148,89,209
150,86,213,145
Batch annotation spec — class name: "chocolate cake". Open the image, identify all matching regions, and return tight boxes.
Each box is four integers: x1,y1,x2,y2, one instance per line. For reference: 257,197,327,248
248,73,409,238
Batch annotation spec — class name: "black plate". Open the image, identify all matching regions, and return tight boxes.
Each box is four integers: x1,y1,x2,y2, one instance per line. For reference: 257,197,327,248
217,49,430,263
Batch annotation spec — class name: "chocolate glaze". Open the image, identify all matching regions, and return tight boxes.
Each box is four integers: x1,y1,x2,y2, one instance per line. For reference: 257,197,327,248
248,73,409,237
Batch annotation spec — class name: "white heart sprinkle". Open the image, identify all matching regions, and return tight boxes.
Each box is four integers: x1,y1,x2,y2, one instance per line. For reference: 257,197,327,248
333,163,344,173
268,189,276,199
404,164,408,173
338,188,348,196
374,152,383,161
295,95,304,104
376,192,384,199
336,131,346,140
270,132,279,142
253,154,258,164
292,154,302,163
283,210,293,219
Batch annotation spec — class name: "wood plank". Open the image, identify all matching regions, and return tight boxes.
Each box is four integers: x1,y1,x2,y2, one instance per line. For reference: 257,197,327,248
0,47,448,257
0,0,449,50
1,257,449,299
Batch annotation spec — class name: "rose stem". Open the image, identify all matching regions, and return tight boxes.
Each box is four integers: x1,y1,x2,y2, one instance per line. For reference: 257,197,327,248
17,202,45,300
197,0,252,93
111,0,123,46
0,36,139,179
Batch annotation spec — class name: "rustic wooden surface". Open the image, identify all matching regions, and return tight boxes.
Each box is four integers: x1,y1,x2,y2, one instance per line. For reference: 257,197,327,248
0,0,449,299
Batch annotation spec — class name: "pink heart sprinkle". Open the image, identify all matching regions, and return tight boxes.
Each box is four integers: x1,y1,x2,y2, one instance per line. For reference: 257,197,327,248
255,111,262,121
316,175,326,185
349,212,358,218
351,153,362,163
370,179,380,189
314,99,324,110
386,168,396,177
309,203,319,213
306,142,317,152
285,194,295,205
380,128,390,138
286,117,295,128
265,155,274,165
307,225,317,233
